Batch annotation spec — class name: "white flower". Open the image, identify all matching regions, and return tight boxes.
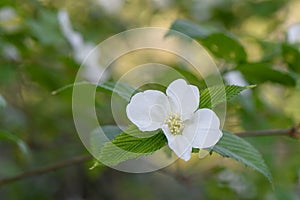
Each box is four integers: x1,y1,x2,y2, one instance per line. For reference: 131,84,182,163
287,24,300,45
126,79,223,161
57,10,109,83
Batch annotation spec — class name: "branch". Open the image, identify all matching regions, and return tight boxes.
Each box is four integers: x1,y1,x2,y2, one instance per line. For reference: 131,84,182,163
0,125,299,187
0,155,92,187
236,125,300,138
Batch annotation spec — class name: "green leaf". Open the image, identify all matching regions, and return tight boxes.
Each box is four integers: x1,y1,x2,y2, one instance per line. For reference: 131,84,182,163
237,63,296,86
281,44,300,73
98,125,167,166
200,85,254,109
168,19,218,39
212,131,272,184
52,81,137,102
0,131,29,156
201,33,247,63
173,66,206,89
0,94,6,109
169,19,247,62
96,82,137,103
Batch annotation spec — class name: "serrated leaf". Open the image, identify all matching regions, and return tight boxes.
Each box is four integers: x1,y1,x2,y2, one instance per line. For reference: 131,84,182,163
90,125,123,159
237,63,296,86
98,126,167,166
212,131,272,184
0,131,29,156
169,19,247,62
200,85,253,109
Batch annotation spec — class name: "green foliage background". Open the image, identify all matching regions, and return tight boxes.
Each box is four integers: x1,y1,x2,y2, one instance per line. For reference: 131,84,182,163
0,0,300,199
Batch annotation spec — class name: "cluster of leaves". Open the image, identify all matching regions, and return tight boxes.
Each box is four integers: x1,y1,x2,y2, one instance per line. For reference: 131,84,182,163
92,81,272,184
169,19,300,88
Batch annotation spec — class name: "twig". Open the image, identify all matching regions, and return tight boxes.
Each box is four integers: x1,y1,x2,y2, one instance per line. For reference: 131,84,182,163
0,125,299,187
236,124,300,138
0,155,92,187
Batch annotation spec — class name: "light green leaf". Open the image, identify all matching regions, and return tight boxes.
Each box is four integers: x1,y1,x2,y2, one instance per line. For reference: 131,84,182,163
168,19,218,39
0,131,29,156
96,82,137,103
200,85,254,109
98,125,166,166
0,95,6,109
52,81,137,102
212,131,272,184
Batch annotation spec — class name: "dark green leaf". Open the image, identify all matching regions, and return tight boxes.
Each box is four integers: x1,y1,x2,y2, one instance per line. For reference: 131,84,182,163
237,63,296,86
173,66,206,89
212,131,272,184
169,19,247,62
200,85,253,109
201,33,247,62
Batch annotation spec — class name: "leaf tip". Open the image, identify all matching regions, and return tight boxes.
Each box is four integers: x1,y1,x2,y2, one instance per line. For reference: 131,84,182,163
246,85,257,89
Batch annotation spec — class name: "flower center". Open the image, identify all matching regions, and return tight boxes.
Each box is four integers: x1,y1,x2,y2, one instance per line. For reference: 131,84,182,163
165,113,184,135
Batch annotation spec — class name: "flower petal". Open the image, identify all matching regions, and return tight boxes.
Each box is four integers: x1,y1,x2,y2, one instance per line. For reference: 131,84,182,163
183,108,222,148
162,125,193,161
126,90,171,131
166,79,199,120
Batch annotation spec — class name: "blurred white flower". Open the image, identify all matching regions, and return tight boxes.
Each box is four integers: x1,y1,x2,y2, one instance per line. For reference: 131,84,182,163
2,44,20,61
287,23,300,45
57,9,108,83
126,79,222,161
95,0,124,14
0,6,21,33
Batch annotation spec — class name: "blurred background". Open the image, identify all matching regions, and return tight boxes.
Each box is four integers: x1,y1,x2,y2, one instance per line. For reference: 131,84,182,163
1,0,300,199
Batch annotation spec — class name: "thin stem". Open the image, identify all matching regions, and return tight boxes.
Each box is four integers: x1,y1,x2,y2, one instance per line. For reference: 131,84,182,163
0,155,92,187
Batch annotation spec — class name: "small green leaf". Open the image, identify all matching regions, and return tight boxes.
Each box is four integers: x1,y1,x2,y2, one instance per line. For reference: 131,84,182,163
0,95,6,109
281,44,300,73
168,19,218,39
98,125,167,166
0,131,29,156
52,81,137,102
200,85,253,109
212,131,272,184
96,82,137,103
237,63,296,86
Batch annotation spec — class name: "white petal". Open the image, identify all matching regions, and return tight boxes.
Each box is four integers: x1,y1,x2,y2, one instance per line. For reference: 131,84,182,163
166,79,199,120
126,90,171,131
162,125,192,161
183,108,222,148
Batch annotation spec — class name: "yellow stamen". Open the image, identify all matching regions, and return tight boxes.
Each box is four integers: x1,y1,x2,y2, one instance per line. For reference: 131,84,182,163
165,113,184,135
